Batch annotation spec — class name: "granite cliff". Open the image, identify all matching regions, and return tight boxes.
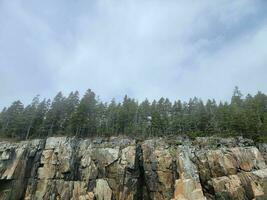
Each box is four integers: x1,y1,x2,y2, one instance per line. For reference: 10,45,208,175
1,136,267,200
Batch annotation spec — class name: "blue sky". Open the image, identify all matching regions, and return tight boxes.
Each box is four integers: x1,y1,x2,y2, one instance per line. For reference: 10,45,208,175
1,0,267,108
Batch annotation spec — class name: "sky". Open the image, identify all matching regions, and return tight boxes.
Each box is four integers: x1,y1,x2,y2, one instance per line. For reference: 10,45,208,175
0,0,267,108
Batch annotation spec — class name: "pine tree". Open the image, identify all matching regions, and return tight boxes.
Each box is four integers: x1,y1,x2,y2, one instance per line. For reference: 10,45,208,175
230,87,247,135
2,101,24,138
205,99,218,133
64,91,80,135
44,92,66,136
137,99,151,136
171,100,183,134
34,99,50,138
23,96,40,139
106,98,119,135
96,102,108,136
117,95,138,135
71,89,97,137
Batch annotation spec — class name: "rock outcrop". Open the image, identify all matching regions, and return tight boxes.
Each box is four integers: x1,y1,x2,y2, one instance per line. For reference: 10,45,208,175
1,136,267,200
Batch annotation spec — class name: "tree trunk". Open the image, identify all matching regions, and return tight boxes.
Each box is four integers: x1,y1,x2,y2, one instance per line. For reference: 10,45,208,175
49,122,54,136
25,124,32,140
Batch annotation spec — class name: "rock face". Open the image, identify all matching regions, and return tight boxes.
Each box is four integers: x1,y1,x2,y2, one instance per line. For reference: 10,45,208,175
0,136,267,200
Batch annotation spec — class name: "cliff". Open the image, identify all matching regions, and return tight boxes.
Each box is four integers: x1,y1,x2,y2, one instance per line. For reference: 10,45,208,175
1,136,267,200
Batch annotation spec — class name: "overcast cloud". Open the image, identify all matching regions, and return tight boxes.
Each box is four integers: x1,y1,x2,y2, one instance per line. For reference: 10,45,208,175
0,0,267,108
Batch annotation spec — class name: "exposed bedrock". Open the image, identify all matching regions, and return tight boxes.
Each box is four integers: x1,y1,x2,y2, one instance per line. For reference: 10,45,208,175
1,136,267,200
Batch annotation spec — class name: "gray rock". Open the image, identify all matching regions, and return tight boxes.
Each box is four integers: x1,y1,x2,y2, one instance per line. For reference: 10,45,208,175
0,136,267,200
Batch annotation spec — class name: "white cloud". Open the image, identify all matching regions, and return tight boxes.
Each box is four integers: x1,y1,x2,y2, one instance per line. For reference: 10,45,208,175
0,0,267,108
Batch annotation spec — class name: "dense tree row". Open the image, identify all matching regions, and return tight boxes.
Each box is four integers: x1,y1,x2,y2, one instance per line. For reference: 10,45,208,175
0,87,267,141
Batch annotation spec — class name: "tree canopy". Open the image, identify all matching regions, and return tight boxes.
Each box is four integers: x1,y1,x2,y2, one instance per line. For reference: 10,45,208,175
0,87,266,141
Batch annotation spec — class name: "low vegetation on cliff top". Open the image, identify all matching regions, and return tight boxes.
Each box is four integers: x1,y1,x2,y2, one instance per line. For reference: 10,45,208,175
0,87,266,142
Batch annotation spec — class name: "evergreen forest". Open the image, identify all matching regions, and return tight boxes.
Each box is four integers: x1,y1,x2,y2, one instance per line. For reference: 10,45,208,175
1,87,266,141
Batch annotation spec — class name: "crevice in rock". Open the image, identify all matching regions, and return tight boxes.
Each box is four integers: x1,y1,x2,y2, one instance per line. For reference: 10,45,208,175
193,151,215,199
67,138,81,181
0,179,12,199
88,179,96,192
134,143,151,200
21,139,47,199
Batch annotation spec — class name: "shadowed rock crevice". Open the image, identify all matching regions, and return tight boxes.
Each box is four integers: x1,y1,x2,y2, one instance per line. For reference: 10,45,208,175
135,143,151,200
0,180,12,199
193,151,215,199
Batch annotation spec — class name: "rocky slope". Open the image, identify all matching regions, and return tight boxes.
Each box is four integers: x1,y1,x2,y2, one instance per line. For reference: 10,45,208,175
1,136,267,200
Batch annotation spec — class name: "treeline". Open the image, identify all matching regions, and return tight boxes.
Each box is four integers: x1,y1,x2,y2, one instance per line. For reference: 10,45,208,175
0,87,267,141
